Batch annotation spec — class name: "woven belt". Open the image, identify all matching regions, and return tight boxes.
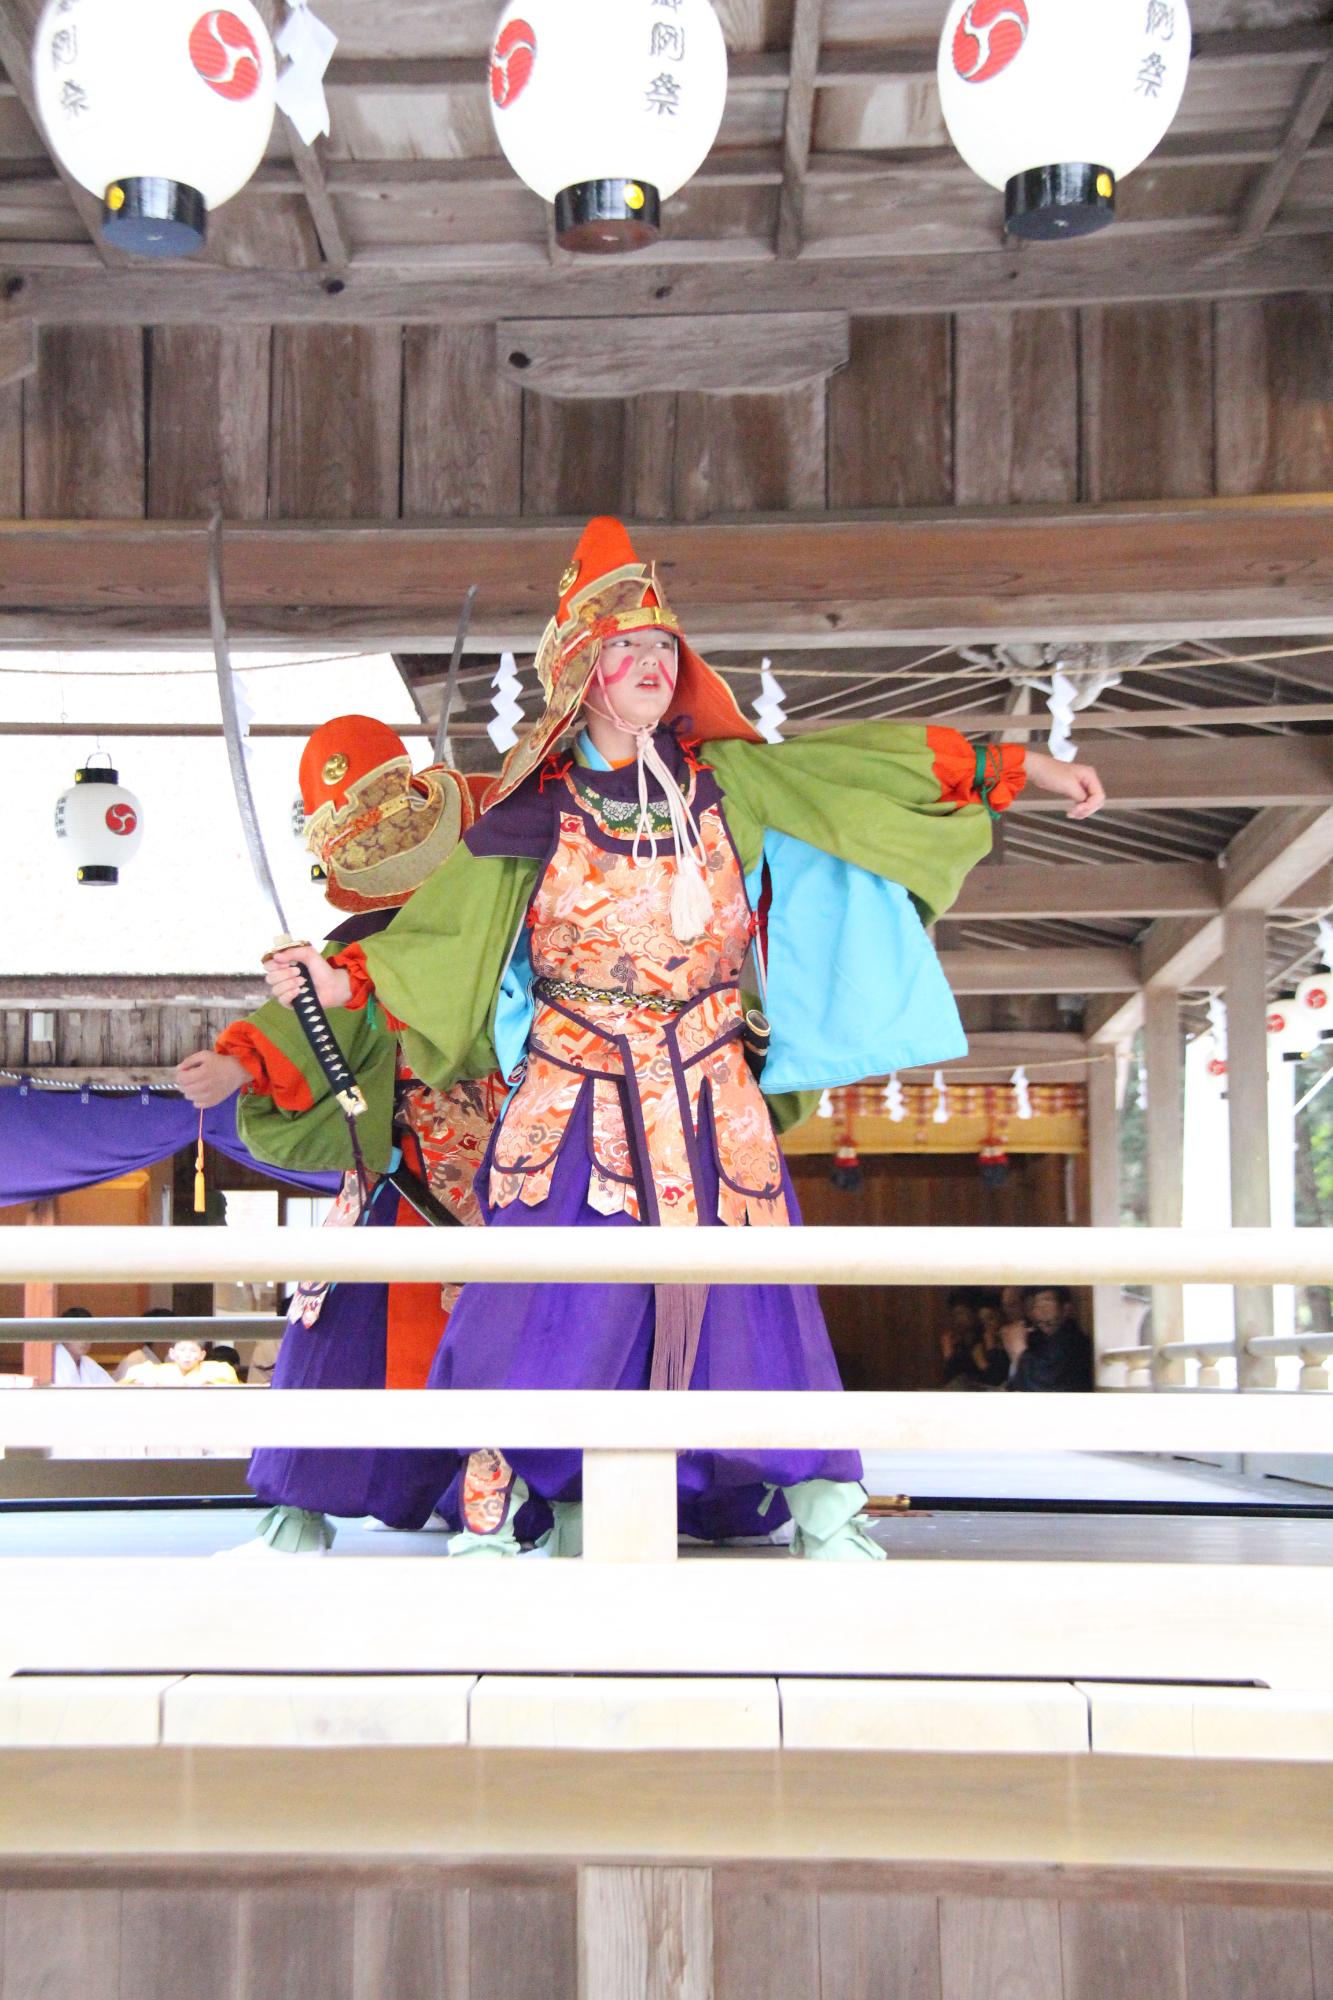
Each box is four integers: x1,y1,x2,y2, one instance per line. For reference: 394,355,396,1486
533,975,692,1016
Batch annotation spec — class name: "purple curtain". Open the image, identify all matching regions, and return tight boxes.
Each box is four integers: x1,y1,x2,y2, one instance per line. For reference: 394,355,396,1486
0,1086,340,1207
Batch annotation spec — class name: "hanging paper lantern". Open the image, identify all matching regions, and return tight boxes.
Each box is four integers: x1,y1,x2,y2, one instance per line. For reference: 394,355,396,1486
830,1136,862,1193
978,1139,1011,1189
937,0,1192,239
32,0,276,258
1267,997,1320,1062
488,0,729,252
1295,969,1333,1020
54,753,143,885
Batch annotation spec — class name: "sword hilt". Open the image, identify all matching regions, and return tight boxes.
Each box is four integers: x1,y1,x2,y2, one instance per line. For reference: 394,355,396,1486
265,936,367,1120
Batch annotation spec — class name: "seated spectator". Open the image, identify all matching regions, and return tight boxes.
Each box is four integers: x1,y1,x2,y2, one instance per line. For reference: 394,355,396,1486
940,1291,1008,1391
52,1338,113,1386
117,1339,239,1387
204,1343,243,1375
1003,1287,1094,1393
112,1305,176,1382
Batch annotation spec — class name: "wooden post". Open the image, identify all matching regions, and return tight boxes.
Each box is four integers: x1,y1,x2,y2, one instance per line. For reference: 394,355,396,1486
582,1450,679,1564
1086,1053,1121,1371
1223,910,1278,1386
1144,988,1186,1386
22,1200,57,1387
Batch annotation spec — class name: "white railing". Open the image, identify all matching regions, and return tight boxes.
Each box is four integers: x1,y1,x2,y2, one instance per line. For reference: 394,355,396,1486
1101,1331,1333,1391
3,1224,1332,1564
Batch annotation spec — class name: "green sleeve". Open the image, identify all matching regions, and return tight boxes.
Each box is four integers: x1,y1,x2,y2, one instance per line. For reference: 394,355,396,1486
709,723,994,926
235,1000,398,1175
360,842,539,1091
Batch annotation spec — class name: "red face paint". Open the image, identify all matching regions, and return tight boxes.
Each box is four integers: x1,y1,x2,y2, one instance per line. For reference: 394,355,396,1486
599,641,678,690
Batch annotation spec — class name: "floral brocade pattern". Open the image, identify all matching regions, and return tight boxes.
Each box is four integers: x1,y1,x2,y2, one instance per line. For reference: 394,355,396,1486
490,779,786,1228
398,1070,507,1232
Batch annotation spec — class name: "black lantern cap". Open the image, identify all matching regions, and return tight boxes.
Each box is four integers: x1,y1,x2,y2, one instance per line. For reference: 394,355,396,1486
554,179,661,254
77,865,119,886
102,178,207,258
1004,163,1115,240
75,760,119,785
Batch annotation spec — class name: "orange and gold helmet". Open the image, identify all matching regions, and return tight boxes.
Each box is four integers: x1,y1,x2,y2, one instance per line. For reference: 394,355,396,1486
493,517,759,803
300,714,491,914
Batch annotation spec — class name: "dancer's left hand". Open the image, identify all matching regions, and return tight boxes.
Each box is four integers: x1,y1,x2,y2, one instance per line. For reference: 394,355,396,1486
1024,748,1105,819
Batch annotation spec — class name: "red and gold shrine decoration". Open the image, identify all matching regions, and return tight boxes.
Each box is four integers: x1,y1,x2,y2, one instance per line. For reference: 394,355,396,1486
33,0,276,257
488,0,728,252
788,1080,1086,1158
937,0,1190,239
54,753,144,887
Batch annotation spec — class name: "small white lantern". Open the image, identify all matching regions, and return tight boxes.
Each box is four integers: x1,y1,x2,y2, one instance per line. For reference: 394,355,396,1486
488,0,728,252
54,753,144,886
1267,996,1321,1063
33,0,276,258
1296,969,1333,1021
937,0,1191,239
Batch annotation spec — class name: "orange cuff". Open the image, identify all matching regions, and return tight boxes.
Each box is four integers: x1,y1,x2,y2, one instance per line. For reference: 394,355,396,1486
327,943,407,1034
215,1022,314,1114
927,728,1027,813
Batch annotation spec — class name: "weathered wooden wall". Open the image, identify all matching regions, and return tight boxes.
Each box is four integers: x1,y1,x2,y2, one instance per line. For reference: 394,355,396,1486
0,1866,1327,2000
4,294,1330,524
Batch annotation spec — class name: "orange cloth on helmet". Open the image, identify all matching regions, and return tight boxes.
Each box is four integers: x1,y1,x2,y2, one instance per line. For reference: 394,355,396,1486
299,715,411,815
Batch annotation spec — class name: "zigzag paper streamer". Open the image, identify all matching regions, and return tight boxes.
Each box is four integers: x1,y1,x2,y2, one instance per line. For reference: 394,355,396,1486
932,1069,949,1125
1011,1066,1033,1120
752,657,787,745
487,652,524,754
816,1089,834,1119
275,0,338,144
882,1074,906,1123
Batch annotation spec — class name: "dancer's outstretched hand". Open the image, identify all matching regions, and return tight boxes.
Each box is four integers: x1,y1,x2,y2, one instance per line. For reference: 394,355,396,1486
264,945,352,1011
176,1050,248,1107
1024,748,1105,820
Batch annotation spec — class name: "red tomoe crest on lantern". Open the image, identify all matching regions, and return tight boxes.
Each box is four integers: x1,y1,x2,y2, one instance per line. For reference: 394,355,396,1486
105,803,138,836
189,10,263,102
491,19,537,108
952,0,1029,82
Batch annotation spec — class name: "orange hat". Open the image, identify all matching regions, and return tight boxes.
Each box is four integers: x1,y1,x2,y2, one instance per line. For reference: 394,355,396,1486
299,715,410,816
493,516,759,803
298,714,496,914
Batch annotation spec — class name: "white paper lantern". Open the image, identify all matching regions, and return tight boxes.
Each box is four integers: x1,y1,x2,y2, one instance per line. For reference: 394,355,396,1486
54,755,144,886
488,0,728,252
937,0,1191,238
1296,969,1333,1021
1267,995,1323,1062
33,0,276,257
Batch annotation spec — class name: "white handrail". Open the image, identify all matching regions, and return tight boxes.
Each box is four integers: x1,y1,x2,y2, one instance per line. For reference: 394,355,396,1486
1,1387,1329,1454
3,1224,1332,1287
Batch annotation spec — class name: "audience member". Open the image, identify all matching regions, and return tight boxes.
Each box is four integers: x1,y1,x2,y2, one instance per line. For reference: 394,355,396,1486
1003,1287,1094,1393
940,1290,1008,1390
112,1306,176,1382
117,1340,240,1387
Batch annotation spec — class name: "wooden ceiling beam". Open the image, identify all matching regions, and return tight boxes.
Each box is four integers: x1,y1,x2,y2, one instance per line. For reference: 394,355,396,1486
776,0,827,259
8,229,1332,324
1238,37,1333,238
4,502,1332,651
939,947,1140,994
1087,801,1333,1043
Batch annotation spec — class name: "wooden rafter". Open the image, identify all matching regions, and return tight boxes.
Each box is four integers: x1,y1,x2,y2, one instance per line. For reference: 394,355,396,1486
9,230,1332,325
1238,36,1333,238
4,502,1332,649
775,0,827,259
253,0,349,272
